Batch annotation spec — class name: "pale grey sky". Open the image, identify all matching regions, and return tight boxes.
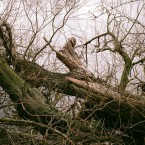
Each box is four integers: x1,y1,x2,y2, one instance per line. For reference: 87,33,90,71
0,0,144,92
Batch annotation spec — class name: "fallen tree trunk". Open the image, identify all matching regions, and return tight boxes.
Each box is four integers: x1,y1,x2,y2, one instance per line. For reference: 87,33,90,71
1,56,145,144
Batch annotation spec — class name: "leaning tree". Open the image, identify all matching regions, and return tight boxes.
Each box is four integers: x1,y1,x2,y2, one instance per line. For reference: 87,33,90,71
0,0,145,144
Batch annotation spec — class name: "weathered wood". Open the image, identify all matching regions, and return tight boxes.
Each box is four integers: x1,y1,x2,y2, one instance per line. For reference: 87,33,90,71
56,37,97,82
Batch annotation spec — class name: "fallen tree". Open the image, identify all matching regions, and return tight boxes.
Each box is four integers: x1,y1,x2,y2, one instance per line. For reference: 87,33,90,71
0,21,145,145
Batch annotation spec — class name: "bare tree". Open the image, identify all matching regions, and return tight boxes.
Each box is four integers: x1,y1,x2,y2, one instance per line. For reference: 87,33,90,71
0,0,145,144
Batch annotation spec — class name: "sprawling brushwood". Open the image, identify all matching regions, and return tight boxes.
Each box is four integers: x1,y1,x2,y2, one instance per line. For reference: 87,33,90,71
0,22,145,144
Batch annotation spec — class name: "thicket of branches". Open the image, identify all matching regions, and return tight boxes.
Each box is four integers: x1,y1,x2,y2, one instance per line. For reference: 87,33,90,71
0,0,145,144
